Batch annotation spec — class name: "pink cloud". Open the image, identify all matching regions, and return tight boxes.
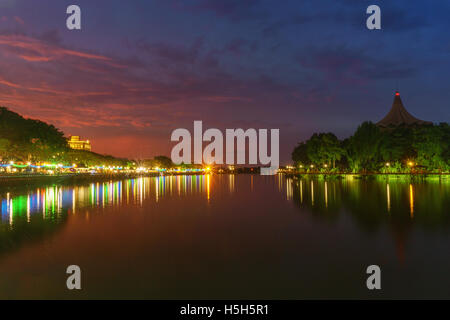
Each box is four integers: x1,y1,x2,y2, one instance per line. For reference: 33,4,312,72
0,35,113,63
0,77,21,89
0,32,296,159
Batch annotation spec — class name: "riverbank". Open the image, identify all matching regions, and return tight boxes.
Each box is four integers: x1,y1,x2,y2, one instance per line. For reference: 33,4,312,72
285,172,450,181
0,172,210,192
1,172,449,192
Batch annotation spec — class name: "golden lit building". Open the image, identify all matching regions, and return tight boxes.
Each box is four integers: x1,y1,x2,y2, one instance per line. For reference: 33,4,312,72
68,136,91,151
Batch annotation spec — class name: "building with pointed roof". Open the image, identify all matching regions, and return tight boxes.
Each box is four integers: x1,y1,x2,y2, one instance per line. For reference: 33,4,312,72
376,91,432,128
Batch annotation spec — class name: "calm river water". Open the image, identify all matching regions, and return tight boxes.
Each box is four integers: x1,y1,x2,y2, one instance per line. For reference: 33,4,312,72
0,174,449,299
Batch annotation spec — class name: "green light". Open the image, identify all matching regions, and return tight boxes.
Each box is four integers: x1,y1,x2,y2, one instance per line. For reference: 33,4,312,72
12,164,28,168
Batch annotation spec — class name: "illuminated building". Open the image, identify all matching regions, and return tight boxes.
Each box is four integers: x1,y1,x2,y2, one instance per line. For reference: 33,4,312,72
68,136,92,151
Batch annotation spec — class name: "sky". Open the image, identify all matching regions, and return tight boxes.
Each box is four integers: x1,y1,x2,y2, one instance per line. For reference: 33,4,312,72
0,0,449,164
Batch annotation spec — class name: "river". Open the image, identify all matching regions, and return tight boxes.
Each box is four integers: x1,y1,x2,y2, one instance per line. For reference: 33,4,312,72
0,174,449,299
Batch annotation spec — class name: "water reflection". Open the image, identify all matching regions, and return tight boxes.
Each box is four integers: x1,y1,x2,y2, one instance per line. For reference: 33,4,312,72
2,174,449,262
387,183,391,212
229,174,235,193
285,176,450,225
284,175,450,261
3,174,448,234
1,175,216,228
1,187,64,227
0,175,216,254
1,174,450,298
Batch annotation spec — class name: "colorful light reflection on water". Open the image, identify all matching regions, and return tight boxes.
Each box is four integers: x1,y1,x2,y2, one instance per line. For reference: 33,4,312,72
0,174,449,299
1,175,213,230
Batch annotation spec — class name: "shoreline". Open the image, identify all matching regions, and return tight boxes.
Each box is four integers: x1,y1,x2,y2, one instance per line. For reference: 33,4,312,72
285,172,449,180
1,171,448,182
0,172,208,191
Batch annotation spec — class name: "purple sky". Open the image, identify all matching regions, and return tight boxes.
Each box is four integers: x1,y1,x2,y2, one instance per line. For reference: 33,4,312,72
0,0,449,163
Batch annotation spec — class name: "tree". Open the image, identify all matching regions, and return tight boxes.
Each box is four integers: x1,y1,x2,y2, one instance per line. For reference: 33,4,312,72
153,156,174,168
305,133,344,168
292,142,310,166
0,138,11,161
320,133,345,168
291,120,448,173
0,107,132,167
379,127,414,164
141,156,174,169
0,107,68,162
413,124,448,171
440,123,450,170
346,122,382,172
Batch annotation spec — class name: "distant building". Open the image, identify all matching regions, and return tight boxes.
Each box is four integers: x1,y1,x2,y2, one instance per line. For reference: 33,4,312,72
68,136,91,151
377,91,432,128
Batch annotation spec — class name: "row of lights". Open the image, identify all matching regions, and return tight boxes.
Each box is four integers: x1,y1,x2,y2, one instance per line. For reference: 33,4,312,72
3,161,213,171
385,161,415,167
297,161,416,169
1,161,77,168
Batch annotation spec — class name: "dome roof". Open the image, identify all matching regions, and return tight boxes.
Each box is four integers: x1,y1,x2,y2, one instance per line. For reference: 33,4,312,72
376,92,432,127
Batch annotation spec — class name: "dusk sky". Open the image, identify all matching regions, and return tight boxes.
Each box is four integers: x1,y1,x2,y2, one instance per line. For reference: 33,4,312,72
0,0,449,163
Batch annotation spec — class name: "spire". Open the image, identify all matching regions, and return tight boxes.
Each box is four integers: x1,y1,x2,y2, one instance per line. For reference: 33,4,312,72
376,91,432,127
